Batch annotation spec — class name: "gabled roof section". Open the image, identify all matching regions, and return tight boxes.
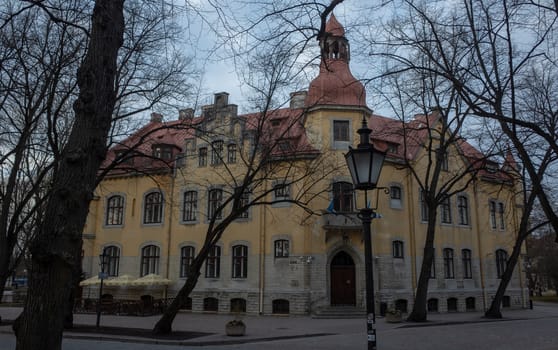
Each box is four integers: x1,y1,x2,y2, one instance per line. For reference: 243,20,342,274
101,118,191,177
368,112,514,183
242,108,320,158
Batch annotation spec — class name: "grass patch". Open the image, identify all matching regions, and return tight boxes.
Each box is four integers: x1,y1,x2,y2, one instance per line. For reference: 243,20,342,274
532,295,558,303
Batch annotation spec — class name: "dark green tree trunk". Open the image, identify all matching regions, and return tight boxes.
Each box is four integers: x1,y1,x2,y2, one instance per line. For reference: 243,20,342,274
13,1,124,349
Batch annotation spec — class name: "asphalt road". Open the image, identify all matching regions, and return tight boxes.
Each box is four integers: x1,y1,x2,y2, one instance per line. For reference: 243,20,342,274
1,308,557,350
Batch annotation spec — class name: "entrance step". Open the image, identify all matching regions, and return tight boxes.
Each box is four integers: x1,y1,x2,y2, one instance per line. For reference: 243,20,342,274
312,306,366,319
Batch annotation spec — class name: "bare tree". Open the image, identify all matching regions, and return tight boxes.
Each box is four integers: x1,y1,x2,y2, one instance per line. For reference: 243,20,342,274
361,0,558,318
0,0,84,302
0,0,197,316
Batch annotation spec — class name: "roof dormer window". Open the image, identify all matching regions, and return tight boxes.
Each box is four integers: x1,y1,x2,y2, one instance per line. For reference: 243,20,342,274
152,144,173,160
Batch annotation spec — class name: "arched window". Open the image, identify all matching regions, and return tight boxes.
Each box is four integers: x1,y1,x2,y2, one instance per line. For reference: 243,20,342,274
465,297,475,311
208,188,223,220
232,245,248,279
395,299,408,313
182,191,197,222
205,246,221,278
332,182,353,212
440,195,452,224
181,297,192,311
392,240,404,258
102,246,120,277
143,191,163,224
447,297,458,312
274,240,289,258
443,248,455,279
227,144,237,163
106,195,124,226
496,249,508,278
428,298,438,312
180,246,195,278
203,297,219,312
211,140,224,165
390,185,402,209
140,245,160,276
230,298,246,313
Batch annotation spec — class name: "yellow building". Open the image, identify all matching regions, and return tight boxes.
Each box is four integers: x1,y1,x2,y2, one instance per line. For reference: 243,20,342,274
80,15,527,316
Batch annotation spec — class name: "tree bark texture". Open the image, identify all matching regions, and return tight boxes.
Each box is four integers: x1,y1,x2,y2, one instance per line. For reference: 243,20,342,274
407,208,438,322
153,269,201,334
13,1,124,349
485,229,526,318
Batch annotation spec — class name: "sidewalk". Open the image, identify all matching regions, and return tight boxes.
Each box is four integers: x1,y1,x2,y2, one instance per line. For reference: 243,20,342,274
1,303,556,347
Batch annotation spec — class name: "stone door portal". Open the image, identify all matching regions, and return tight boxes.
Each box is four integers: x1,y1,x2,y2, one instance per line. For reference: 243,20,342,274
330,251,356,305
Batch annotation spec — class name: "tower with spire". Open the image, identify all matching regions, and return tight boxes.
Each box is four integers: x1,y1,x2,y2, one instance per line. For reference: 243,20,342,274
305,14,367,107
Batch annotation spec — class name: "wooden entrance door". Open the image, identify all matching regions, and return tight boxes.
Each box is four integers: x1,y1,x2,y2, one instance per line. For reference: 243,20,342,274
330,251,356,305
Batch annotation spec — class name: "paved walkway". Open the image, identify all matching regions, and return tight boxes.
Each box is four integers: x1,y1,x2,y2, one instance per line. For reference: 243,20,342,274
1,302,557,347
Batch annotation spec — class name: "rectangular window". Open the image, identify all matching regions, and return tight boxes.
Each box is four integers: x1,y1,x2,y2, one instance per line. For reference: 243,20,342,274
443,248,455,279
333,182,354,212
462,249,472,279
180,246,195,277
106,195,124,226
274,240,289,258
153,145,172,160
211,140,224,165
441,151,448,171
489,200,497,229
392,241,404,258
273,182,290,200
457,195,469,225
333,120,350,142
232,245,248,278
143,192,163,224
205,246,221,278
208,189,223,220
440,196,452,224
199,147,207,167
227,144,237,163
498,202,505,230
390,185,402,209
182,191,197,222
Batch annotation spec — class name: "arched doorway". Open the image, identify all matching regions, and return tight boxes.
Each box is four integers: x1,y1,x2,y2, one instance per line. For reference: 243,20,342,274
330,251,356,305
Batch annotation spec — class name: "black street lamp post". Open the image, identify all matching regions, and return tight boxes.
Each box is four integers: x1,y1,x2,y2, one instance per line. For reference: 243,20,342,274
345,116,386,350
96,251,109,329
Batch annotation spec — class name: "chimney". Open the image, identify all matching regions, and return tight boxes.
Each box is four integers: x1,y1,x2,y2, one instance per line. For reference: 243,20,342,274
290,91,308,109
150,112,163,123
214,92,229,108
179,108,194,121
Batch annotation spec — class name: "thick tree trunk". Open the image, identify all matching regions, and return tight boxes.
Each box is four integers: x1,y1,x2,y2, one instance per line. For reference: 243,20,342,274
0,252,12,303
485,235,525,319
153,269,201,334
12,2,124,349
